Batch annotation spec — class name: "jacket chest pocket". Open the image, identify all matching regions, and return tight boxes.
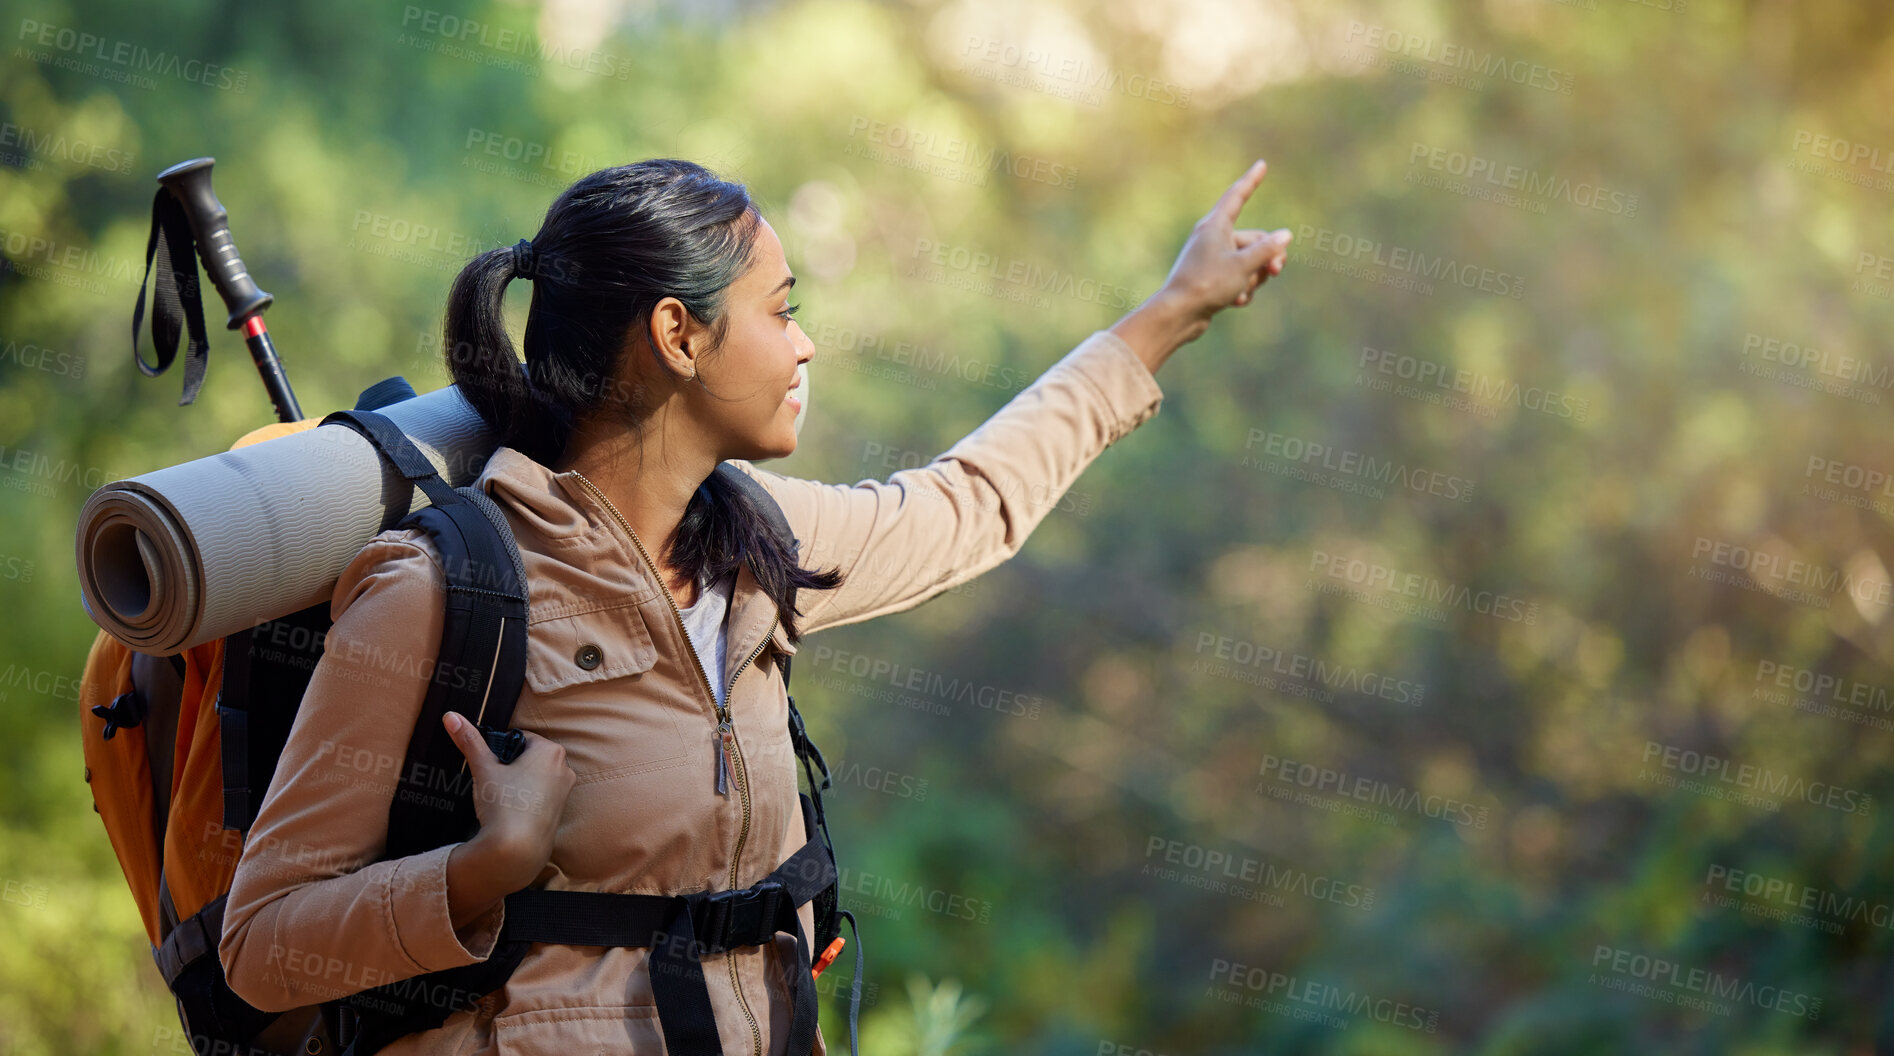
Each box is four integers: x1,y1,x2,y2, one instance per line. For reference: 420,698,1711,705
519,602,692,781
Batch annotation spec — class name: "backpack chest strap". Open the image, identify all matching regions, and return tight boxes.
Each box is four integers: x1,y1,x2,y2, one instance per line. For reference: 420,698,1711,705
492,794,850,1056
500,823,834,945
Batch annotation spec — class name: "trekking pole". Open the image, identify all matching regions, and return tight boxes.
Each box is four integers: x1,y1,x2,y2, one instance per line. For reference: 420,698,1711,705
150,157,303,423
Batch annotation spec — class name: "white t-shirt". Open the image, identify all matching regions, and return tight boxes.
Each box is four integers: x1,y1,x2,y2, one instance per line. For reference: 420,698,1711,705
677,566,738,709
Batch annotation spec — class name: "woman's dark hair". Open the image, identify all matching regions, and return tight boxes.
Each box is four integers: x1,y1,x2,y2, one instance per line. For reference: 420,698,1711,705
442,158,842,645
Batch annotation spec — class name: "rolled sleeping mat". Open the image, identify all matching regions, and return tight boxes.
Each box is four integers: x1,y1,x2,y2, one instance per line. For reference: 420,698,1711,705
75,385,497,656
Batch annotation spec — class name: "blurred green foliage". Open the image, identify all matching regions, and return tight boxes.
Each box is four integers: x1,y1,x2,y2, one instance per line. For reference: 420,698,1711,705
6,0,1894,1052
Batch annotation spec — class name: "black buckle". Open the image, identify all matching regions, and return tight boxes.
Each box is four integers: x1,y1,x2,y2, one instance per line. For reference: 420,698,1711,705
93,691,147,740
478,724,526,764
687,881,785,954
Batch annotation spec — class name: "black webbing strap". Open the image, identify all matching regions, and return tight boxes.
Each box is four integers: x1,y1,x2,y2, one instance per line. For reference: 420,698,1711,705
319,409,461,519
502,829,836,947
787,691,831,825
319,410,532,863
832,906,863,1056
132,187,211,407
216,696,250,830
152,893,225,986
381,501,528,859
217,619,260,832
499,801,837,1056
157,868,182,943
311,410,537,1054
787,689,865,1056
156,882,292,1053
787,691,845,965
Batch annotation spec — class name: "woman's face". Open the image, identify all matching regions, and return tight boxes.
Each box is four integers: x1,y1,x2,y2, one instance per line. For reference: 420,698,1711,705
698,215,813,462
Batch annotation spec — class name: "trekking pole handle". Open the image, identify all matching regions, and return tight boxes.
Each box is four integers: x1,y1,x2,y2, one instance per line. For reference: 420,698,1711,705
156,157,273,328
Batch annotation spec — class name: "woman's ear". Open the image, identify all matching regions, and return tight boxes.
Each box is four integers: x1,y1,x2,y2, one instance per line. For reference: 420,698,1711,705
645,297,698,380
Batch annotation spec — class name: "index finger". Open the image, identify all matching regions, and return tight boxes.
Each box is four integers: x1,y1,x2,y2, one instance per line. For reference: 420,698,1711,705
1207,159,1268,228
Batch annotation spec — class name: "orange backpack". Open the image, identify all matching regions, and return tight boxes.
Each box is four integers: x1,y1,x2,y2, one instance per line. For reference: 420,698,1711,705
79,416,332,1054
79,411,862,1056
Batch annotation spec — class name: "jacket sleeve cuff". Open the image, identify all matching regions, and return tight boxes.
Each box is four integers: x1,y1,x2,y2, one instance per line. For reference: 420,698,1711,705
1060,329,1166,443
387,843,505,973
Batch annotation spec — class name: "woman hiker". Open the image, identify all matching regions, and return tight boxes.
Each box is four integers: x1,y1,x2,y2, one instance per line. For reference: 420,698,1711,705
218,156,1292,1055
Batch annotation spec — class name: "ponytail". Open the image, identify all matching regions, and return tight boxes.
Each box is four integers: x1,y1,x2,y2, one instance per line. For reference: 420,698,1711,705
442,247,573,466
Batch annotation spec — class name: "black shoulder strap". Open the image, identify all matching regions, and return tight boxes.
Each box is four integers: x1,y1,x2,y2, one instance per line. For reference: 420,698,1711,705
713,460,800,679
712,462,855,968
710,457,816,712
319,410,530,861
321,408,461,520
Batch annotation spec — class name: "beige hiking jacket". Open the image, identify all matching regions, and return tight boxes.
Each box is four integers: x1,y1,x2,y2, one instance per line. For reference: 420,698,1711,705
218,328,1165,1055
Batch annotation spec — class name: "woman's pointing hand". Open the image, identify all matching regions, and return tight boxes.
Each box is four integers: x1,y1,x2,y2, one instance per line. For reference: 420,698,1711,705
1111,159,1292,371
1164,159,1292,315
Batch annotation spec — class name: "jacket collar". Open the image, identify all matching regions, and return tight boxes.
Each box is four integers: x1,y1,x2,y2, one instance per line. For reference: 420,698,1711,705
472,447,791,686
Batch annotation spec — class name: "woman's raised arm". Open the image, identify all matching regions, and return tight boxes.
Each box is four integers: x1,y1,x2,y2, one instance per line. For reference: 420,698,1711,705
732,160,1291,636
731,327,1167,637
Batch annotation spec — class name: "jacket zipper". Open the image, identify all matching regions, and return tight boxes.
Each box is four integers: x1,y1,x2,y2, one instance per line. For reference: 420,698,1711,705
569,470,771,1056
722,626,773,1056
